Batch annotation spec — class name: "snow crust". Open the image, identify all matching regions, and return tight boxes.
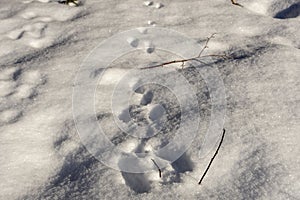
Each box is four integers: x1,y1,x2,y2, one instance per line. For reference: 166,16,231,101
0,0,299,199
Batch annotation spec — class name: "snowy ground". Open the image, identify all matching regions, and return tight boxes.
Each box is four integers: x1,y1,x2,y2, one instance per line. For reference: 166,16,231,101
0,0,299,199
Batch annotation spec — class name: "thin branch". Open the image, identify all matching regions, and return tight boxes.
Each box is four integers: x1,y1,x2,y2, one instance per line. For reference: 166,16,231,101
151,159,162,178
198,129,226,185
140,34,230,70
58,0,79,6
231,0,243,7
141,59,190,69
198,33,216,57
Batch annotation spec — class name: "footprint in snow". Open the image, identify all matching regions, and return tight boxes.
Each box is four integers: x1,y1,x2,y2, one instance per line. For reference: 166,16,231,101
6,0,86,48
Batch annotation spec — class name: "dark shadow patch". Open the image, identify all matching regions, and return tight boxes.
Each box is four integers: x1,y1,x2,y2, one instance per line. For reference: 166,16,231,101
140,90,153,105
110,131,129,146
53,120,75,149
96,112,111,120
53,147,98,186
12,34,73,66
120,172,151,193
22,145,107,200
228,45,269,61
128,105,149,125
274,3,300,19
7,68,22,81
89,68,104,79
155,152,194,185
22,119,117,200
171,152,193,173
52,121,99,187
158,152,194,184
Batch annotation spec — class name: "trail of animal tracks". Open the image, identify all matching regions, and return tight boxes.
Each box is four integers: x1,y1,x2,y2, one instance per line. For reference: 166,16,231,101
0,0,299,199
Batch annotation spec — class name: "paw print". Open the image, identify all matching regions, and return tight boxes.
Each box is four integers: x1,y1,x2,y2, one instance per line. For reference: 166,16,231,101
5,0,85,49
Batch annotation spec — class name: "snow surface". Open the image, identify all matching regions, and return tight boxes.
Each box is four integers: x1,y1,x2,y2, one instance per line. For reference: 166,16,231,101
0,0,299,199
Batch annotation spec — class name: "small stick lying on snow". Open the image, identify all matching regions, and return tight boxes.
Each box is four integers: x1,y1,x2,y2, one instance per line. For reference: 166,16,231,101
140,33,230,70
151,159,162,178
58,0,79,6
231,0,243,7
198,129,226,185
151,129,226,183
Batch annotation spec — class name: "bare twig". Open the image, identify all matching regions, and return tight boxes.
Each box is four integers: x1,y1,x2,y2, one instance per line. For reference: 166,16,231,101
231,0,243,7
140,34,230,70
151,159,162,178
58,0,79,6
198,33,216,57
198,129,226,185
141,59,190,69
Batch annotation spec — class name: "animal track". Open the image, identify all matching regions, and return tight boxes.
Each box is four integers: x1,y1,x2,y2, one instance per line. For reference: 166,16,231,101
126,36,156,53
144,40,155,53
127,37,139,48
143,1,163,9
140,90,153,105
118,157,151,193
0,66,45,126
4,0,86,49
144,1,153,7
117,87,166,138
142,0,163,26
0,108,22,124
112,77,196,193
171,152,193,174
121,172,151,193
147,20,156,26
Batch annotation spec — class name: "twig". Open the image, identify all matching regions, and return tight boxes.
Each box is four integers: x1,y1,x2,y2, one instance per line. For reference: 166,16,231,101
58,0,79,6
198,33,216,57
151,159,162,178
140,34,230,70
231,0,243,7
141,59,190,69
198,129,226,185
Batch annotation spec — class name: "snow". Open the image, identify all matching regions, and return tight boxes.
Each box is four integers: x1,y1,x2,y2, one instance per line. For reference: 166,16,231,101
0,0,299,199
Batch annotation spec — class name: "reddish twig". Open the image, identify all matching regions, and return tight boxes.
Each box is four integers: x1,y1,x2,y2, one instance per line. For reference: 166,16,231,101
231,0,243,7
140,33,230,70
198,33,216,57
